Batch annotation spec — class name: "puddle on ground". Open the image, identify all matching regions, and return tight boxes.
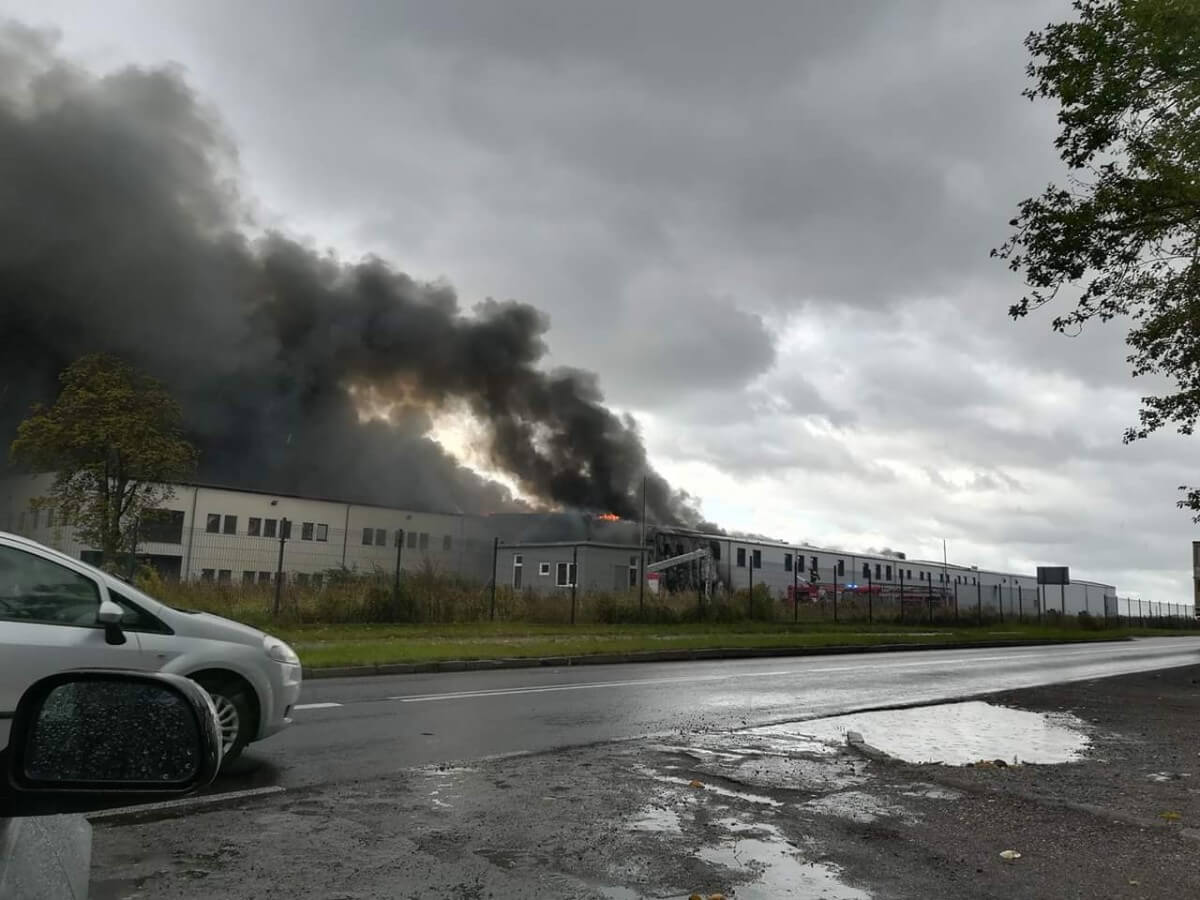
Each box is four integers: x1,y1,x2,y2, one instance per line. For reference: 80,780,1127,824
628,805,684,834
694,822,870,900
803,790,913,824
766,701,1089,765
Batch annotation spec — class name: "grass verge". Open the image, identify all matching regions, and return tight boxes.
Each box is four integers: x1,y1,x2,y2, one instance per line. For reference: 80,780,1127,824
266,621,1190,669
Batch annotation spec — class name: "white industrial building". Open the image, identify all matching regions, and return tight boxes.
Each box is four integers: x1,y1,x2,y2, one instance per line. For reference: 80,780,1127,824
1,473,1189,618
0,474,495,585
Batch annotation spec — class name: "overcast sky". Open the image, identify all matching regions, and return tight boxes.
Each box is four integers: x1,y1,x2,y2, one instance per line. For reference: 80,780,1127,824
3,0,1194,602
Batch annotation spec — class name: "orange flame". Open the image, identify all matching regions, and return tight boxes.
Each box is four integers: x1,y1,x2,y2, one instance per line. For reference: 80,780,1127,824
595,513,621,521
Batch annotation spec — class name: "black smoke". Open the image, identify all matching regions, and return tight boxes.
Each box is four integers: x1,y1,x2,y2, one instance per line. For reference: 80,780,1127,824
0,24,708,525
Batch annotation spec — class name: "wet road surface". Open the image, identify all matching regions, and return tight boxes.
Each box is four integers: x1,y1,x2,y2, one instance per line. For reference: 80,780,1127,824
227,637,1200,791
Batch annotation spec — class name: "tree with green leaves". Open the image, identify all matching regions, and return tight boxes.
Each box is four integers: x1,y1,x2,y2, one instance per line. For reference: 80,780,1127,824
995,0,1200,512
10,354,197,566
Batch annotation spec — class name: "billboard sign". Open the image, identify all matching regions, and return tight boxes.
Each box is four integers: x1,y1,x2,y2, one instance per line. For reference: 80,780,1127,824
1037,566,1070,585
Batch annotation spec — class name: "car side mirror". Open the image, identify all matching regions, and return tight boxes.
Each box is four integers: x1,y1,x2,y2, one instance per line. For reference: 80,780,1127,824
97,598,126,645
0,671,222,817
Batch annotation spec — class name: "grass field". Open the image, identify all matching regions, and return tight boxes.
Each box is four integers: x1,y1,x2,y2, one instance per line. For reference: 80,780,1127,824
265,621,1187,668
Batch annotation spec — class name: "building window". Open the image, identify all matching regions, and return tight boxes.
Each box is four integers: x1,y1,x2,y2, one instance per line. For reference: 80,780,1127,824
886,565,892,580
217,569,232,583
907,569,913,580
736,548,746,568
242,570,256,584
262,518,276,538
972,577,976,585
301,522,314,541
376,528,387,547
248,517,262,537
296,573,310,586
629,556,639,587
258,571,272,584
556,561,577,587
752,549,762,569
200,568,215,582
875,563,881,579
222,515,237,535
513,554,523,589
862,563,870,579
784,553,793,573
419,532,429,550
443,534,452,551
539,562,551,576
312,573,323,589
837,559,845,576
362,527,373,546
407,531,417,549
206,514,220,534
316,523,328,542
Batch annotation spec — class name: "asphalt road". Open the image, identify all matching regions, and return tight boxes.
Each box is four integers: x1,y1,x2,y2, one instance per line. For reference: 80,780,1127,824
225,636,1200,793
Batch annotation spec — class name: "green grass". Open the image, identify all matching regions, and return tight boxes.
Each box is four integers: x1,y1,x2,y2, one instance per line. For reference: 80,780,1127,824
264,621,1191,668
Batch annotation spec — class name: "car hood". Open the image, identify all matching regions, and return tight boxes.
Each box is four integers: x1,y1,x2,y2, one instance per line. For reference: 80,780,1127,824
167,610,269,648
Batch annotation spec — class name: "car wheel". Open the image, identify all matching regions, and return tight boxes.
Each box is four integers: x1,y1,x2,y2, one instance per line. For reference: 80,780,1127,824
194,675,255,766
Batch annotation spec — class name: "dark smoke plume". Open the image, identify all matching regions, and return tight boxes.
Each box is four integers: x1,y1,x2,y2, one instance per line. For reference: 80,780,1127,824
0,24,708,526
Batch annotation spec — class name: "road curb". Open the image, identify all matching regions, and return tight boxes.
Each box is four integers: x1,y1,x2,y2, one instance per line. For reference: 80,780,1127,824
300,636,1133,680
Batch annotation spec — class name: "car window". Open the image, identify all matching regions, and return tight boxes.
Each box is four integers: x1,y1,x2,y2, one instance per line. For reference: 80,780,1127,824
0,544,101,626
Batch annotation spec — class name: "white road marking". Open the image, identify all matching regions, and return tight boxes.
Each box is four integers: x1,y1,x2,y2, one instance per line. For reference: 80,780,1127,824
86,786,285,821
294,702,343,710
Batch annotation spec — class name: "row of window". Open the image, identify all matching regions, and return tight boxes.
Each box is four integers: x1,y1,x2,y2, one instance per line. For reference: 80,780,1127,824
726,548,994,587
13,508,70,531
199,568,328,588
204,515,454,553
362,529,453,552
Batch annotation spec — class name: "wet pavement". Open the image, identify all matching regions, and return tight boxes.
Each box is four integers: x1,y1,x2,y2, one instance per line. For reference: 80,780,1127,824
89,650,1200,899
223,637,1200,793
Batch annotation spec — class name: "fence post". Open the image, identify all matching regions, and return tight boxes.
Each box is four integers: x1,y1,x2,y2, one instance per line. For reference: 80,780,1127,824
273,517,289,617
570,544,578,625
898,568,904,624
998,584,1004,624
490,537,499,621
954,580,959,622
976,578,982,625
928,583,934,625
1018,584,1023,623
866,569,872,624
392,529,404,620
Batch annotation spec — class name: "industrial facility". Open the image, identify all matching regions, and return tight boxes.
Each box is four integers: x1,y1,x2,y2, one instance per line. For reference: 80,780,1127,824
1,473,1184,619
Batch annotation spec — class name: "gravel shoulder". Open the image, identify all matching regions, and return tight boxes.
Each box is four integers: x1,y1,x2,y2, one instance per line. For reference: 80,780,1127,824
90,663,1200,899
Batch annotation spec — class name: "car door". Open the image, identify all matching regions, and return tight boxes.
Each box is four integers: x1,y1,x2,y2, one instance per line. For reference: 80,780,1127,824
0,540,146,749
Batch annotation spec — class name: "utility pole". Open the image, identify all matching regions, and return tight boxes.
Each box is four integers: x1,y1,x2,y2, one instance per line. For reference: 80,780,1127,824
792,552,799,623
273,517,289,617
748,552,754,618
638,475,647,615
490,537,499,621
570,544,578,625
392,529,404,620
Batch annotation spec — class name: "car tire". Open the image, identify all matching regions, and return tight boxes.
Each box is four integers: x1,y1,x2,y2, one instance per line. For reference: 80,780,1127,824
193,674,255,767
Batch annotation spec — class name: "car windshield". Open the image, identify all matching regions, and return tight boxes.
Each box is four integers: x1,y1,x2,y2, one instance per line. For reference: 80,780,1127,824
2,2,1200,898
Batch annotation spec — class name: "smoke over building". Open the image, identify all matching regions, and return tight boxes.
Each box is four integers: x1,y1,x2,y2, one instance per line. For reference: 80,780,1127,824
0,24,709,528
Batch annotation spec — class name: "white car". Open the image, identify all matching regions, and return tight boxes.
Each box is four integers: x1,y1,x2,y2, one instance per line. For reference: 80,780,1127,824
0,531,301,764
